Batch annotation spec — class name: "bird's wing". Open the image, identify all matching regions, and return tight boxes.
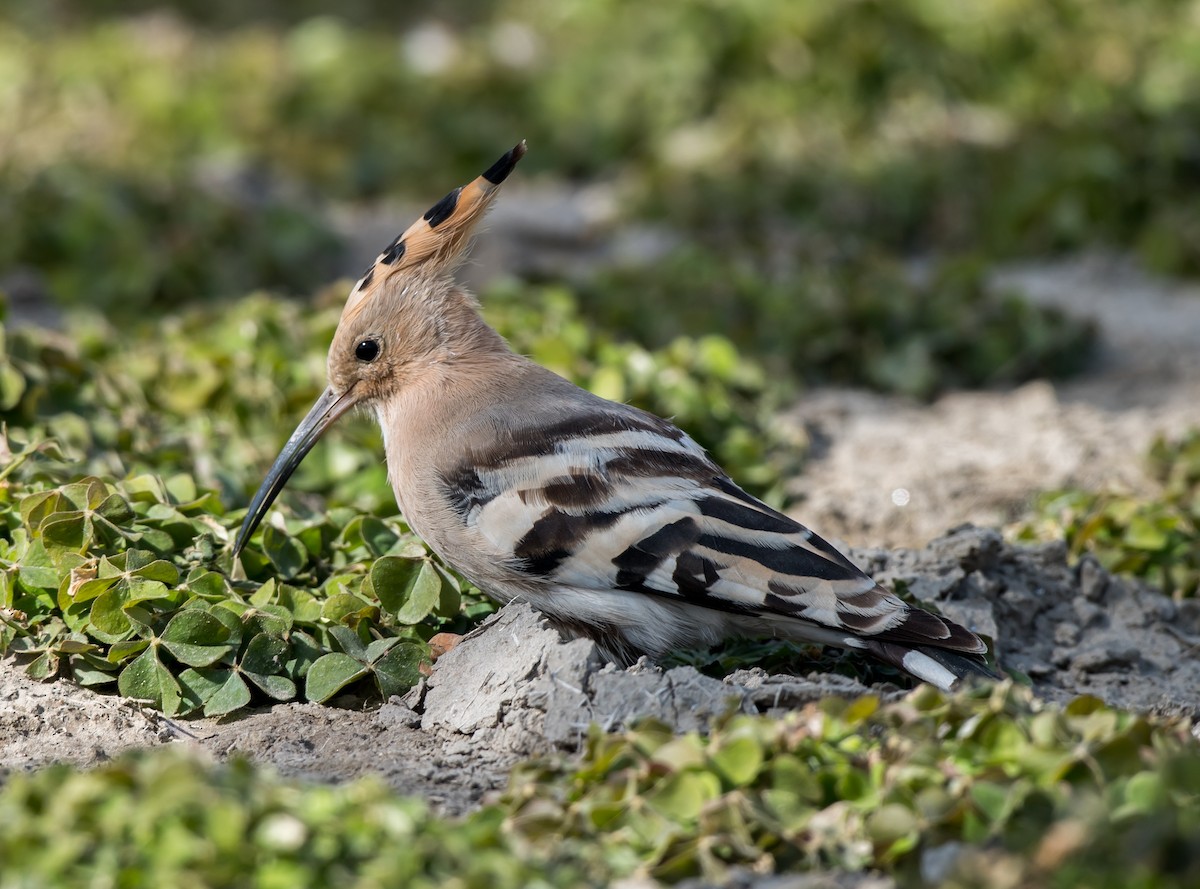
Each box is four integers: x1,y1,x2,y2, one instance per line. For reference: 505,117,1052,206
438,404,985,657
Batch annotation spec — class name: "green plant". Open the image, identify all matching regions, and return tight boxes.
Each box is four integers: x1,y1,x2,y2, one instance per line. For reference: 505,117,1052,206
583,251,1094,398
501,684,1200,886
0,167,342,313
0,467,477,716
1016,429,1200,598
0,685,1196,888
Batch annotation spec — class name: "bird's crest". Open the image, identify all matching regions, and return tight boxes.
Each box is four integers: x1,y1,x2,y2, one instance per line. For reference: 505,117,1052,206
340,140,527,324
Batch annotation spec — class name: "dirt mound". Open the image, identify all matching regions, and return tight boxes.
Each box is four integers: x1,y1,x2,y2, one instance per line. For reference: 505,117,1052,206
852,526,1200,718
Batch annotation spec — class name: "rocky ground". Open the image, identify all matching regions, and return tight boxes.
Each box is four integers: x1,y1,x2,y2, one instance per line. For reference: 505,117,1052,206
4,249,1200,827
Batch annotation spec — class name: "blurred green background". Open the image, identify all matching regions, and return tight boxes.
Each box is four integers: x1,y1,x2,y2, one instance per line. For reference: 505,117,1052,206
15,0,1200,399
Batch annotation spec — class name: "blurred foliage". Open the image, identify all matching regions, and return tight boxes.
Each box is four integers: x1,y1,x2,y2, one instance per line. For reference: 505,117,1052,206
0,166,342,312
504,685,1200,887
585,252,1094,397
1,0,1197,269
26,0,1200,393
1,684,1197,888
1016,429,1200,598
0,0,499,30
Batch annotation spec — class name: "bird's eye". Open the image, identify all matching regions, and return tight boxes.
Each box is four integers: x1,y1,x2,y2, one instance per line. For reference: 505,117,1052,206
355,339,380,362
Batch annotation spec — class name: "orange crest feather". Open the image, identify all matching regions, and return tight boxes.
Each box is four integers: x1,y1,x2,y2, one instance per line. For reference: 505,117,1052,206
341,140,527,322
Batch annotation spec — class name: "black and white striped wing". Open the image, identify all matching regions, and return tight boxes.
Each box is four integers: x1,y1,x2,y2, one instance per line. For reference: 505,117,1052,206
441,407,987,664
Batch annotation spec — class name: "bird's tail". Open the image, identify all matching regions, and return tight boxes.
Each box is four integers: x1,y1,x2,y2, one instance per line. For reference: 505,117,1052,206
861,639,1001,691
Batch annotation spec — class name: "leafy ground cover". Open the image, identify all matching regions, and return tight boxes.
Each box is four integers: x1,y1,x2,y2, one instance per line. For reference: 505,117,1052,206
1,685,1196,888
1018,428,1200,599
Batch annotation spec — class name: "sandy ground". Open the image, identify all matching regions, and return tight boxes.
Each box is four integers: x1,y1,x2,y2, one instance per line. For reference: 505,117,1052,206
3,249,1200,853
791,253,1200,548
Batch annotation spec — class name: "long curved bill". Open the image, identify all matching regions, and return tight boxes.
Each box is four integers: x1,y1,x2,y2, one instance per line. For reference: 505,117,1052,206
233,385,359,557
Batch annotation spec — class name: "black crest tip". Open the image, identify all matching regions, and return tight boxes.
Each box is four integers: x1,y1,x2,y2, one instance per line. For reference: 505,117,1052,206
423,187,462,228
481,140,528,186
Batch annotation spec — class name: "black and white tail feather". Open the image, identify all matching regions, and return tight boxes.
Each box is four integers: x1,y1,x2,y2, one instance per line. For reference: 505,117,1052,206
440,386,999,691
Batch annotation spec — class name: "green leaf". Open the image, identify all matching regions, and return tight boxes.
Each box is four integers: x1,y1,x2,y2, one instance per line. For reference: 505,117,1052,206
40,513,90,550
70,655,118,687
204,671,252,717
249,576,277,606
970,781,1010,826
262,525,306,578
187,570,231,600
95,492,135,524
328,624,367,659
1124,513,1170,551
244,671,297,702
321,593,376,625
164,473,197,504
55,638,97,654
108,639,151,663
89,588,133,643
374,557,443,624
132,559,180,584
118,647,183,716
371,642,427,699
710,732,764,787
305,653,368,703
866,803,919,850
241,633,288,675
360,516,400,557
72,576,119,605
0,361,25,410
124,577,172,604
434,565,462,617
178,667,226,704
208,605,245,648
26,651,58,680
132,527,175,553
368,555,418,608
161,610,233,667
18,541,60,590
364,636,400,662
285,630,323,679
243,604,293,637
177,667,252,717
19,491,61,533
645,770,722,822
1117,771,1166,816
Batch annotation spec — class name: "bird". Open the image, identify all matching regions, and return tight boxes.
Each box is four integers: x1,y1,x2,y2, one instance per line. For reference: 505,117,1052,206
233,141,998,691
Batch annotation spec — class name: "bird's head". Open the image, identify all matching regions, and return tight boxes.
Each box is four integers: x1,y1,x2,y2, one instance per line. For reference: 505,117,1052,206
233,141,527,557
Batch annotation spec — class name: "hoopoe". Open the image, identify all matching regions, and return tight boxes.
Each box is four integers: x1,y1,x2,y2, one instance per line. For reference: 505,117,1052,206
234,142,998,691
